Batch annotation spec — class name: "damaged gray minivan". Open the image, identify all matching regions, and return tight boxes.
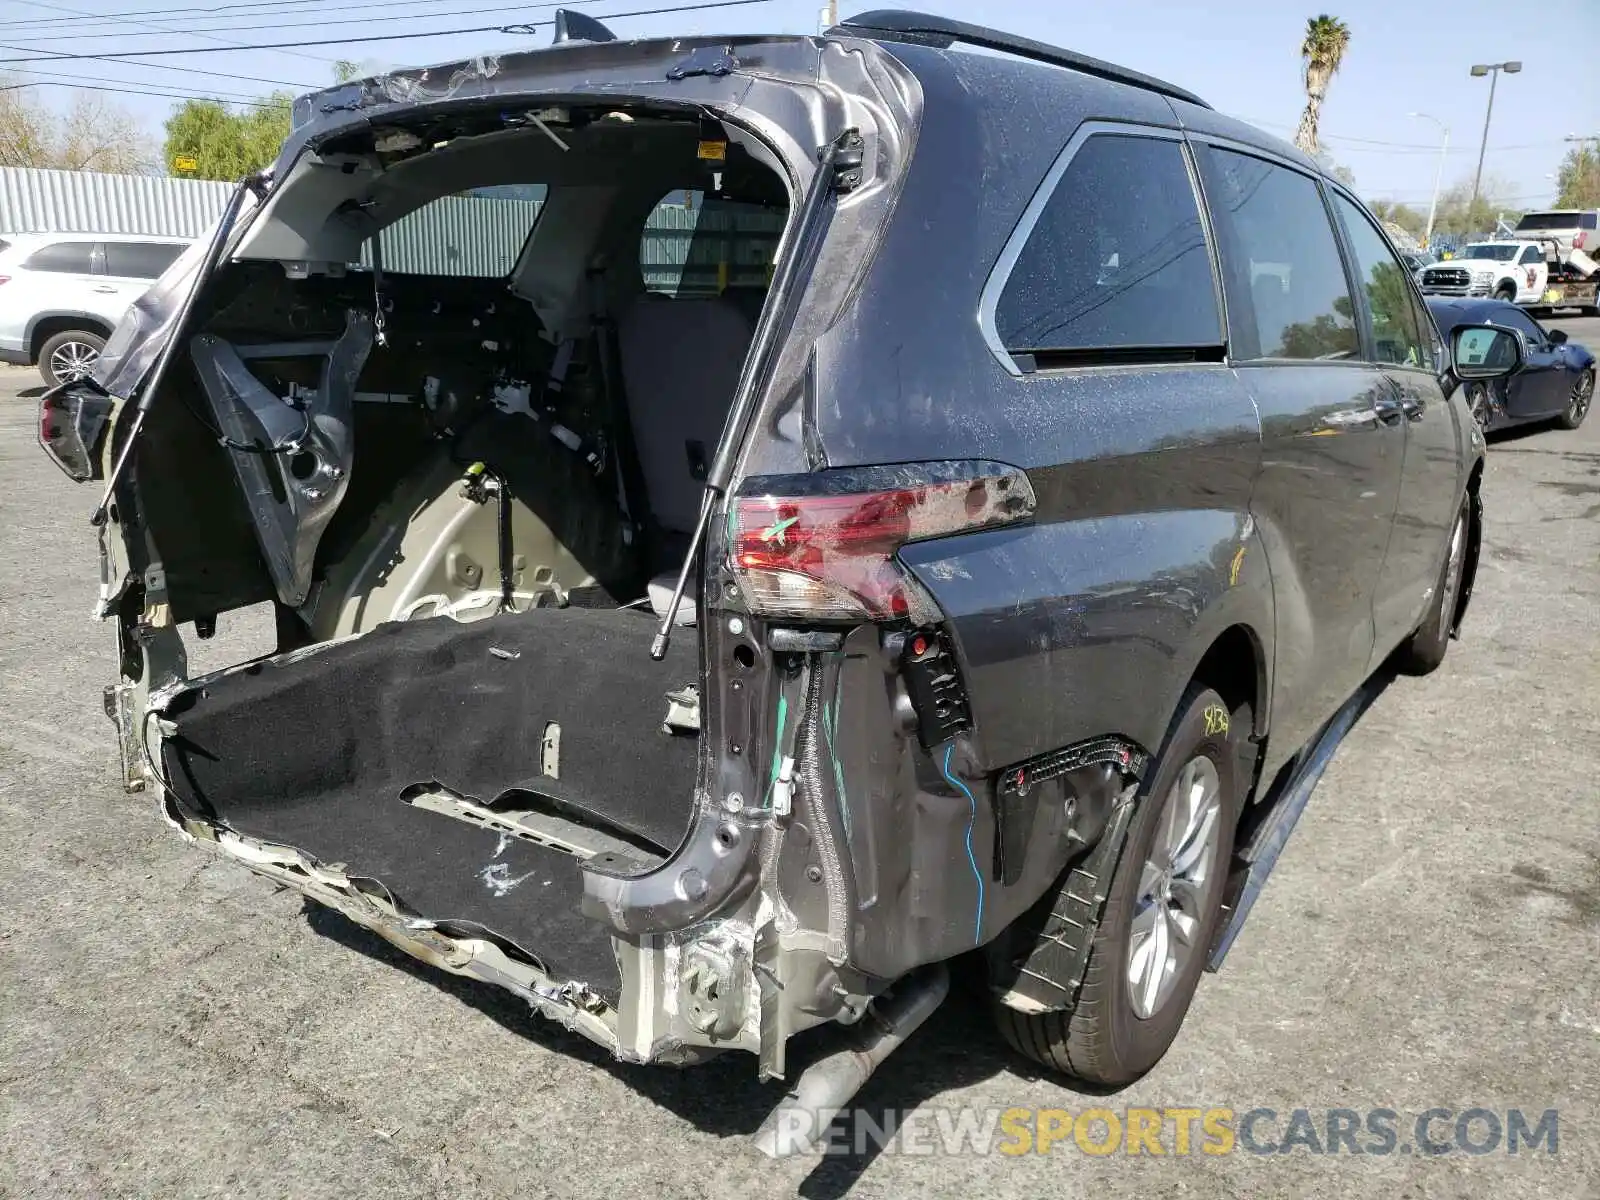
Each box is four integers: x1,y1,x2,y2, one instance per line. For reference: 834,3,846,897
39,9,1515,1153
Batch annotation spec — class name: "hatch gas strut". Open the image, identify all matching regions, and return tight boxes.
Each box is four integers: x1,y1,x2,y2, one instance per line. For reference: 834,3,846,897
649,126,865,660
90,175,261,528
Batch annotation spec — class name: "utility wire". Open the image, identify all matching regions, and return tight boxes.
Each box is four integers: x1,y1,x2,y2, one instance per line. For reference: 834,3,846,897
17,1,576,42
13,0,337,65
0,42,315,89
3,77,283,106
0,0,401,29
0,0,782,63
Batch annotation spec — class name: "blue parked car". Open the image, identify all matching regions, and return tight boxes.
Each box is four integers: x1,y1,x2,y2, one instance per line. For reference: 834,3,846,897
1426,297,1594,431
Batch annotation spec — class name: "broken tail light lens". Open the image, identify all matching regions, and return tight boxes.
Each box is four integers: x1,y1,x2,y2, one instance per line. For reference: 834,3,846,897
729,467,1036,622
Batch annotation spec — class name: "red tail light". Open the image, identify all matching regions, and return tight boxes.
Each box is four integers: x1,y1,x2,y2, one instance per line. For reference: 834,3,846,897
729,468,1035,622
0,275,10,285
1576,231,1587,249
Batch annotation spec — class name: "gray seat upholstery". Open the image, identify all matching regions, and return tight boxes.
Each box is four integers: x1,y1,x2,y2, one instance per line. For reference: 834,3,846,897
617,292,754,533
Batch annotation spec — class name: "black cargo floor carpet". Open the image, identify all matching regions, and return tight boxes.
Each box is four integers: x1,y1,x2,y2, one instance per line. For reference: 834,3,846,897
162,607,701,998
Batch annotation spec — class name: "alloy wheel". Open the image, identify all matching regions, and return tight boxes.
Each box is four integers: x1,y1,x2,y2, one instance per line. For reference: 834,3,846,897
1127,754,1222,1020
48,339,99,382
1466,383,1492,431
1570,370,1594,426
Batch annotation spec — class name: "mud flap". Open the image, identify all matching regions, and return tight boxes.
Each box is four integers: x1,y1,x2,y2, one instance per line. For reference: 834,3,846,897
986,777,1139,1012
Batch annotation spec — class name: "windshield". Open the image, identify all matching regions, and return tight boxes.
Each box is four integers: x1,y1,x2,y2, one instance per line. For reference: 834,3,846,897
1457,244,1517,261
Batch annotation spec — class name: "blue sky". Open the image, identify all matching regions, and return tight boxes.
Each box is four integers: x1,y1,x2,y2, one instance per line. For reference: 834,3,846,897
4,0,1595,208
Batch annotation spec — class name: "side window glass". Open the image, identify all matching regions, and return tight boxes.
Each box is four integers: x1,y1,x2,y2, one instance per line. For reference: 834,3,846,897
1331,193,1430,369
357,186,546,277
1200,150,1357,361
1519,246,1541,265
993,134,1221,359
1498,307,1543,346
22,241,95,274
1582,213,1598,231
104,242,186,279
641,190,786,299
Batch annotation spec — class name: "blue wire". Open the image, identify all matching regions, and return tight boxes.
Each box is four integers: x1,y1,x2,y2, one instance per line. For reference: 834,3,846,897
941,742,985,944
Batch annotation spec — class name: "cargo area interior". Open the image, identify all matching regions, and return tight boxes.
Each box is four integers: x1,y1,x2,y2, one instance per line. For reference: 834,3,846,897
145,102,792,979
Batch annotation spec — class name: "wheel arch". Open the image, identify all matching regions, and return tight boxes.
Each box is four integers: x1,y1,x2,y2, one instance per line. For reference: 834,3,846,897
28,313,114,360
1452,459,1485,635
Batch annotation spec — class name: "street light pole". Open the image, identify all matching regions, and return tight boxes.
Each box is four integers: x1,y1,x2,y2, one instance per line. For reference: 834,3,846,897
1469,60,1521,215
1409,112,1449,248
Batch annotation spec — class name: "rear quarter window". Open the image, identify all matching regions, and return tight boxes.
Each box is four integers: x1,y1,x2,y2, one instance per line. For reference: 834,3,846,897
21,241,95,273
104,241,187,279
992,132,1222,364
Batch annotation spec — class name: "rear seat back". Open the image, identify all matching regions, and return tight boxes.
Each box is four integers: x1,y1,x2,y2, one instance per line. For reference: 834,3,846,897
616,293,754,533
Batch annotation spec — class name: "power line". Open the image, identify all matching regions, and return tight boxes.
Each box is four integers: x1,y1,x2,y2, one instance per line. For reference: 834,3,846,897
0,0,784,63
0,43,314,89
13,0,337,65
0,0,374,30
15,0,572,43
3,77,283,106
0,0,473,34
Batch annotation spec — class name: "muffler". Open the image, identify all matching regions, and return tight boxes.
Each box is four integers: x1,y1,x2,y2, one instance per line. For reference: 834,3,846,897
750,964,950,1158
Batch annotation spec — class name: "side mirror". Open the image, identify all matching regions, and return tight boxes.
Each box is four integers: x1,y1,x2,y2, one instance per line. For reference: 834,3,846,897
1450,324,1525,380
1548,328,1568,346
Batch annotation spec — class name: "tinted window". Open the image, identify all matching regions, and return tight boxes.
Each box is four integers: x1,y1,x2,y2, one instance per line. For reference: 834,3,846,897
1495,305,1546,345
642,191,785,298
22,241,95,274
1200,149,1357,361
1518,246,1543,265
1331,194,1433,369
1583,213,1599,230
358,187,546,277
994,134,1221,357
104,241,185,279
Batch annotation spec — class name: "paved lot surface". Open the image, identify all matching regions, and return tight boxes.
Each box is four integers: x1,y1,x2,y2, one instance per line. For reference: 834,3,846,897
3,321,1599,1199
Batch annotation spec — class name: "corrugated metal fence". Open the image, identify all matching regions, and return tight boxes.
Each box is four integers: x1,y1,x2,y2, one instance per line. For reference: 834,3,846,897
0,166,233,238
1,166,784,293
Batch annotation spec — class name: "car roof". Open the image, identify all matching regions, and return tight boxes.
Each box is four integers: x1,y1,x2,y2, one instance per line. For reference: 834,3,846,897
1424,297,1521,327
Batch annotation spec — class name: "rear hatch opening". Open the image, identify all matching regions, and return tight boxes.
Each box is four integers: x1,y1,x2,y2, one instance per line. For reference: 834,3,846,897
130,99,796,999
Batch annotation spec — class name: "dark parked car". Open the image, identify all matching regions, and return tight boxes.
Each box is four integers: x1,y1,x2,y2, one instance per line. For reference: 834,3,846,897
1427,298,1594,431
37,9,1521,1152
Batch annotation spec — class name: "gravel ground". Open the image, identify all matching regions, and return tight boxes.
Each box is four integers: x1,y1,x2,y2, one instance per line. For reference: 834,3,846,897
3,321,1598,1199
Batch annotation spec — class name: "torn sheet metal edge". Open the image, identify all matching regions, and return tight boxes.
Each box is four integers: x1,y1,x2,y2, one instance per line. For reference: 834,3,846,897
175,808,627,1049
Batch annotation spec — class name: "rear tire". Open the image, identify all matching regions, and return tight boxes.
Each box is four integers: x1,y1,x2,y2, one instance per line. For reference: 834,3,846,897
1557,367,1593,430
1399,497,1469,675
38,330,105,388
993,686,1241,1085
1494,283,1516,302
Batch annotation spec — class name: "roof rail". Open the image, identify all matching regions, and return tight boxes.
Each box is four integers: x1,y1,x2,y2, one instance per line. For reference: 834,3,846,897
832,10,1211,110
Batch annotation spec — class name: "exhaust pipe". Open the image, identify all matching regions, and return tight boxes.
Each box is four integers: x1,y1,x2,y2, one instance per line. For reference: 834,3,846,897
750,964,949,1158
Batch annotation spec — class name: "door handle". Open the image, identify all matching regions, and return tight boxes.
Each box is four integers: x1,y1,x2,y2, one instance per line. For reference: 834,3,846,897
1399,395,1425,420
1372,395,1404,425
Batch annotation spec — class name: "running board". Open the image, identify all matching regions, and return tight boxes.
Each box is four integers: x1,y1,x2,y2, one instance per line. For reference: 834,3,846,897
1206,680,1384,970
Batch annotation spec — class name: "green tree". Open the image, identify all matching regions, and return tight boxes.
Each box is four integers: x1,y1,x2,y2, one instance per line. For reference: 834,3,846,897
1555,144,1600,208
1367,199,1426,238
1294,15,1351,155
162,94,292,180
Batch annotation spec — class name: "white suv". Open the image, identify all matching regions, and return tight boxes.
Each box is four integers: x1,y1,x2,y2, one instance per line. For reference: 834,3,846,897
0,232,192,386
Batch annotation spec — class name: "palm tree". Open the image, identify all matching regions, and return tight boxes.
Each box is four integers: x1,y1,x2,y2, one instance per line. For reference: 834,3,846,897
1294,15,1351,155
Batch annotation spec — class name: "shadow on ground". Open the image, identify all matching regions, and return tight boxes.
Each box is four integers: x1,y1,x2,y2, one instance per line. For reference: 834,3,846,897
302,665,1404,1197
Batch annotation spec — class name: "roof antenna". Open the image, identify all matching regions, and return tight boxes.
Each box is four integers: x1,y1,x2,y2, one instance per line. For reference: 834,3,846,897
552,9,617,44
